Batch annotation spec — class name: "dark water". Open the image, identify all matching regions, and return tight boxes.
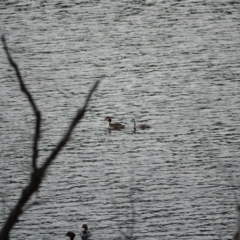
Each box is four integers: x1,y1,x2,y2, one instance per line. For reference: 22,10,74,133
1,1,240,239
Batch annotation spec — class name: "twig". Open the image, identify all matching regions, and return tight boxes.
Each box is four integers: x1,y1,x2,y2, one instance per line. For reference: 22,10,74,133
129,178,135,239
233,205,240,240
1,35,41,171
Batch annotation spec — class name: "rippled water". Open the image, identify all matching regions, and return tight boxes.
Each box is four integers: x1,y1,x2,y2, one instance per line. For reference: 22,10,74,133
1,1,240,239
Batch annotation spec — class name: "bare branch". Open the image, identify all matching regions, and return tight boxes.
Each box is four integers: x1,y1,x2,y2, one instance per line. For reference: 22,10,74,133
1,35,41,171
0,36,100,240
39,79,100,174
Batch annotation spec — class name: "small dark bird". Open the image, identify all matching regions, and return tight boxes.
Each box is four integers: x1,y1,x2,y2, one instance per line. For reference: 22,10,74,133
105,117,125,130
66,231,76,240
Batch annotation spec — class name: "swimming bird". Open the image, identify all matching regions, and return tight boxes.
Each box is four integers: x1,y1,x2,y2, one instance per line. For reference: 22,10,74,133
131,118,150,131
66,231,76,240
105,117,125,130
80,224,91,240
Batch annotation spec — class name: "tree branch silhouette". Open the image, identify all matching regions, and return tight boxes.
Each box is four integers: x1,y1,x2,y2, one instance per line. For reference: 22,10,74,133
0,35,100,240
2,35,41,171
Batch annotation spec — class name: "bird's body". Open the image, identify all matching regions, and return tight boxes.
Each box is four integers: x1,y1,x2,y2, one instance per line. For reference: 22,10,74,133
105,117,125,130
131,118,150,131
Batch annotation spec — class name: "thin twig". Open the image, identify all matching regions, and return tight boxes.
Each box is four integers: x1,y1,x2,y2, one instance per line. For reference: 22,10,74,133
111,174,136,240
129,177,135,239
233,205,240,240
1,35,41,171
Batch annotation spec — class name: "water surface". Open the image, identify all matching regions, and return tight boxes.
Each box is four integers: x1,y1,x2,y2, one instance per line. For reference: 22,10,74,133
1,1,240,239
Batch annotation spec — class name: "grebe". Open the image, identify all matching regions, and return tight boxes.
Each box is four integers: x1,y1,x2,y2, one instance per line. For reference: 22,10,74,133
66,224,91,240
80,224,91,240
131,118,150,131
105,117,125,130
66,232,76,240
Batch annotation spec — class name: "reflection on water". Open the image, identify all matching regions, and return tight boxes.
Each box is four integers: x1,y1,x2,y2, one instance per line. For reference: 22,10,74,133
1,1,240,239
